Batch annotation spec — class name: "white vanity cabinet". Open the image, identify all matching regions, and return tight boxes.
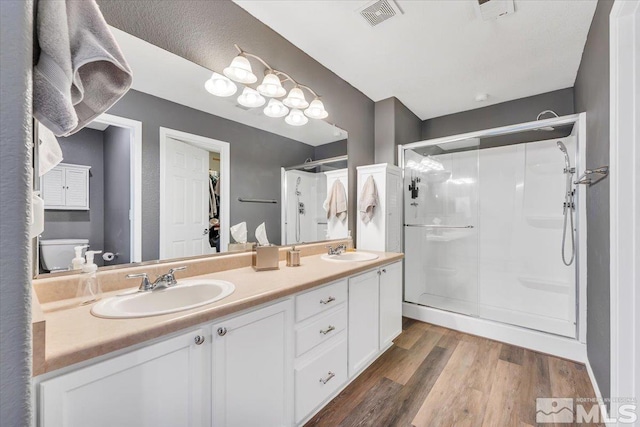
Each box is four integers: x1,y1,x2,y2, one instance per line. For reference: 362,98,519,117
379,261,403,349
211,299,293,427
41,163,91,210
38,328,210,427
348,269,380,377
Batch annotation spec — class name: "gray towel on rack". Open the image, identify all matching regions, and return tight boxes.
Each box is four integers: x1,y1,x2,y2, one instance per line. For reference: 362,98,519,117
34,0,133,137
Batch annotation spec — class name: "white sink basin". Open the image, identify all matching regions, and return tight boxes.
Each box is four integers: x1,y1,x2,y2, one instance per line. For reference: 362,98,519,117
91,279,235,319
321,252,379,262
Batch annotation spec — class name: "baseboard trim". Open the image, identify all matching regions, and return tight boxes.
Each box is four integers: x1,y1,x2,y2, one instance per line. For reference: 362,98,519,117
403,302,587,362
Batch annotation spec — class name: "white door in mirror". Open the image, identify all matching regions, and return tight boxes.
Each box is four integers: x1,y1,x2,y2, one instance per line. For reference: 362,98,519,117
91,279,235,318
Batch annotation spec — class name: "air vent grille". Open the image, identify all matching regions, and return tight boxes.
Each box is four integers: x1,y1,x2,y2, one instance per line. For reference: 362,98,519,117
359,0,399,27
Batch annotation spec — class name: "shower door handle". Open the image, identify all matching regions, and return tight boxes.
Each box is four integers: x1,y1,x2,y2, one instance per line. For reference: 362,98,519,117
404,224,475,229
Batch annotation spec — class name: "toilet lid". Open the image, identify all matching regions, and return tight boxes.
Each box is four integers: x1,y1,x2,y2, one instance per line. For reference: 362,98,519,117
40,238,89,246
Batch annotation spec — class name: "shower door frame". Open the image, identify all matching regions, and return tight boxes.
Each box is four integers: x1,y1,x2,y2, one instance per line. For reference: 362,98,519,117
398,113,588,359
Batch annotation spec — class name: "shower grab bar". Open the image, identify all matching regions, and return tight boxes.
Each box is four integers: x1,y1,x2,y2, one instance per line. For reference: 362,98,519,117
574,166,609,186
404,224,475,229
237,198,278,204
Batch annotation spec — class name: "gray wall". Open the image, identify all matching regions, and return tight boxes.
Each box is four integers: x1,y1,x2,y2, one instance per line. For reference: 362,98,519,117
43,128,106,267
104,125,132,264
374,97,422,164
314,139,347,160
574,0,614,401
421,88,576,139
107,89,315,260
97,0,375,244
0,0,33,425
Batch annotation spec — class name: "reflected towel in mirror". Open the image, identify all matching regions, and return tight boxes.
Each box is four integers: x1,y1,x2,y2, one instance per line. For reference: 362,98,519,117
323,179,348,221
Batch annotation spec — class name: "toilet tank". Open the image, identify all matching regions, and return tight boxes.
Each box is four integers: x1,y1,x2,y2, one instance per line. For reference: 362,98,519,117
40,239,89,272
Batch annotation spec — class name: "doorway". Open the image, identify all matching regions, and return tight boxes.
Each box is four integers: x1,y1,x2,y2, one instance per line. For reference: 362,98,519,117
159,127,230,259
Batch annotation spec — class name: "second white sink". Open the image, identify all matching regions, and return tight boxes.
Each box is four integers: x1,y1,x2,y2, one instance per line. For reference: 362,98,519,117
321,252,379,262
91,279,235,319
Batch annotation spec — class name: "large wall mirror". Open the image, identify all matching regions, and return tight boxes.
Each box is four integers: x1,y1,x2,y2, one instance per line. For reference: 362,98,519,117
34,27,348,277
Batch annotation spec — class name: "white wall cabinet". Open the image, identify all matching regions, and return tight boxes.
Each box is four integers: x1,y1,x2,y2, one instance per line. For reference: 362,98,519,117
356,163,403,253
38,328,210,427
41,163,91,210
211,300,293,427
36,261,403,427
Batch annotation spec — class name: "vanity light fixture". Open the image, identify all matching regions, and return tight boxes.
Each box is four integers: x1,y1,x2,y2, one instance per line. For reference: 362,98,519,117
208,44,329,126
223,55,258,84
283,87,309,109
304,98,328,119
237,87,266,108
285,109,309,126
257,73,287,98
264,99,289,118
204,72,238,97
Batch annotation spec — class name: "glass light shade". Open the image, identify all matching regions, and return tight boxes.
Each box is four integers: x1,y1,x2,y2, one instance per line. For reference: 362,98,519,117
223,55,257,84
285,108,308,126
237,87,266,108
304,98,328,119
204,72,237,97
263,99,289,118
282,87,309,109
256,73,286,98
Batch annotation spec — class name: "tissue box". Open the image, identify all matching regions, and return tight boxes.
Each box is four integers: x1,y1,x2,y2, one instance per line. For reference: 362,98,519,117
252,245,280,271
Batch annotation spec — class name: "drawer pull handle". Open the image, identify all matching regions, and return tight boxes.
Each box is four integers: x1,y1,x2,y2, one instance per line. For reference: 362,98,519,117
382,268,387,273
217,327,227,336
320,325,336,335
319,371,335,384
194,335,206,345
320,296,336,305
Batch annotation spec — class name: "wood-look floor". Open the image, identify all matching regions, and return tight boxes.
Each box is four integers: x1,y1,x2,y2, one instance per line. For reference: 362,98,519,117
306,318,602,427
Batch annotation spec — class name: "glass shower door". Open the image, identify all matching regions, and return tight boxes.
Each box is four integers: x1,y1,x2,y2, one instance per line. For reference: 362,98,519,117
403,144,479,316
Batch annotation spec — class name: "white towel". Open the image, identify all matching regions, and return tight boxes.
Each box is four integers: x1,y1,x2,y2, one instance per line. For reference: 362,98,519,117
33,0,133,137
38,122,63,176
323,180,348,222
358,175,378,224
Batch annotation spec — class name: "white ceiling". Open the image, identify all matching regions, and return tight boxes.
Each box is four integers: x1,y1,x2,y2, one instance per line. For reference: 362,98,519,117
234,0,597,120
109,27,347,146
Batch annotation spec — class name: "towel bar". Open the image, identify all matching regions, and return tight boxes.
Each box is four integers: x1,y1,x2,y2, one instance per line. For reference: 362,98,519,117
237,198,278,204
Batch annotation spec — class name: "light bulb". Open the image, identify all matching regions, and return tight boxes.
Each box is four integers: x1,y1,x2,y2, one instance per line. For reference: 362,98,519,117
285,109,308,126
264,99,289,118
237,87,265,108
304,98,328,119
223,55,257,84
204,72,237,97
257,73,286,98
283,87,309,109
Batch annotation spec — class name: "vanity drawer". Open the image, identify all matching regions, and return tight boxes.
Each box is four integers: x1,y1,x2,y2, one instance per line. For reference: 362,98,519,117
296,305,347,357
295,336,347,423
295,279,347,322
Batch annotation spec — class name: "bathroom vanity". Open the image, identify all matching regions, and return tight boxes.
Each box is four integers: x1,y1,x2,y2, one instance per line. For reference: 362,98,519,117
32,249,403,427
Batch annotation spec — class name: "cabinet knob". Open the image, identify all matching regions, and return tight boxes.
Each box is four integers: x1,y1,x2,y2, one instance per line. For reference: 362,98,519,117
194,335,206,345
382,269,387,274
217,327,227,336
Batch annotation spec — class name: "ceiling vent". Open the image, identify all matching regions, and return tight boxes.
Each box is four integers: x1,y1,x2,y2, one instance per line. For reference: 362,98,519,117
358,0,403,27
474,0,515,21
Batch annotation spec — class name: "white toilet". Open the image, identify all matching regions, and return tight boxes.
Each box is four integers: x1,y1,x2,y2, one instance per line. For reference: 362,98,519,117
40,239,89,272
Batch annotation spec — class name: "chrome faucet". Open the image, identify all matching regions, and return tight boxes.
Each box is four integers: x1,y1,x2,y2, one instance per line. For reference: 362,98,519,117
326,244,347,256
126,266,187,292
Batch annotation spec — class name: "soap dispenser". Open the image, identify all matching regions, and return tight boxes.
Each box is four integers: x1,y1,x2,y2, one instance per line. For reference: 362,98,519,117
77,250,102,305
71,245,89,270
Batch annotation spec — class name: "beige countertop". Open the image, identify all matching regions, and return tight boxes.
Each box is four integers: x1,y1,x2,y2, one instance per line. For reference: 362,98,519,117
37,251,403,375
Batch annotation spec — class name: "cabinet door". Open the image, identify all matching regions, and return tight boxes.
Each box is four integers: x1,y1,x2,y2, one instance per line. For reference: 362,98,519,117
64,167,89,208
348,270,379,377
212,300,293,427
39,329,210,427
379,261,403,349
386,172,403,253
41,167,66,208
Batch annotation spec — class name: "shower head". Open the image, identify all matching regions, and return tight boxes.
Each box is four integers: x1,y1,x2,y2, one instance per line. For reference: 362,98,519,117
295,177,302,195
557,141,571,172
535,110,559,131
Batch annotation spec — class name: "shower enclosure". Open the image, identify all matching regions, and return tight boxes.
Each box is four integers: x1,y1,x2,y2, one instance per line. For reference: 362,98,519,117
400,114,586,340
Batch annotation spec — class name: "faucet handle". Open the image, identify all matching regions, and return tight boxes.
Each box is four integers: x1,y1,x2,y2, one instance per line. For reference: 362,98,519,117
169,266,187,275
126,273,152,292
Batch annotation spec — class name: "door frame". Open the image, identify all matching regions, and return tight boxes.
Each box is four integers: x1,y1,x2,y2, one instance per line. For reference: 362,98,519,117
159,127,230,255
609,0,639,416
93,113,143,263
